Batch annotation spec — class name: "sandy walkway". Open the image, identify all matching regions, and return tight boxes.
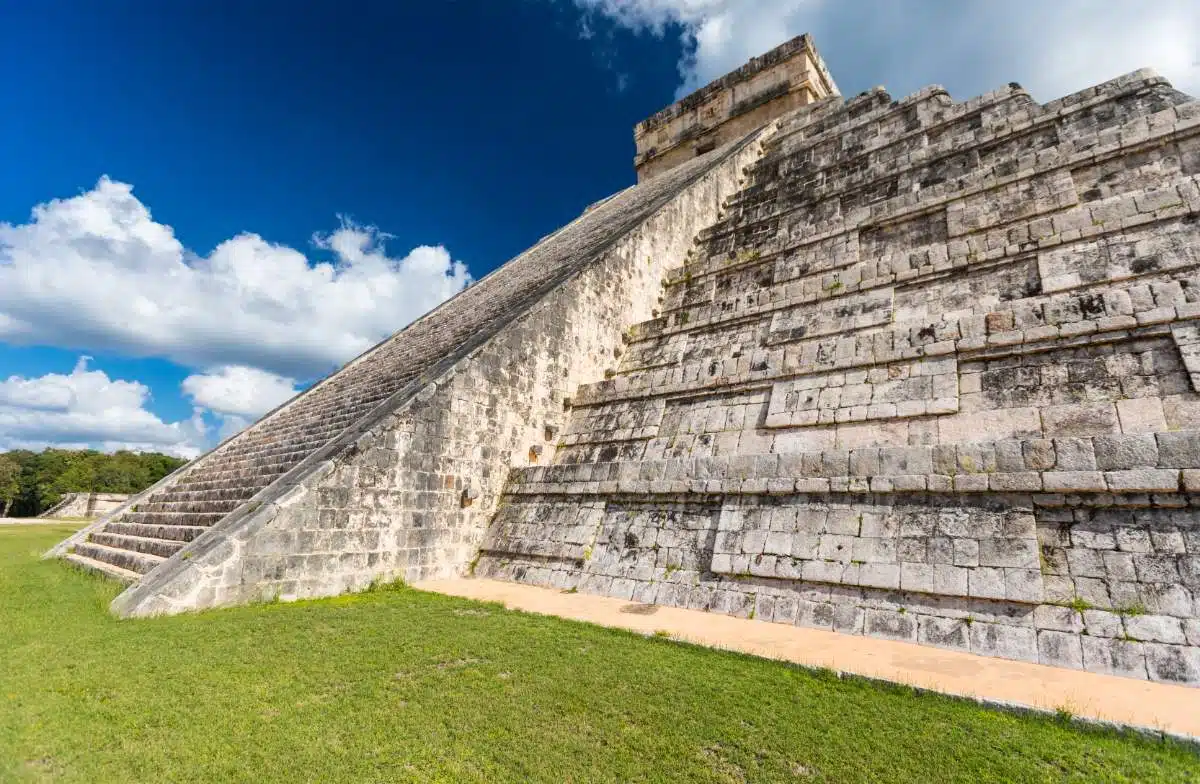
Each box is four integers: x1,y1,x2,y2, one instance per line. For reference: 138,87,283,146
415,577,1199,741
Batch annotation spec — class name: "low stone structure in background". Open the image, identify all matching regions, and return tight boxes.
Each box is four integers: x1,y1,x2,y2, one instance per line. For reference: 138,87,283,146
52,36,1200,685
38,492,129,520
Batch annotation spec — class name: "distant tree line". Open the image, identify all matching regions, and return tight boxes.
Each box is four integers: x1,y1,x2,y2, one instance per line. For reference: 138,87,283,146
0,449,189,517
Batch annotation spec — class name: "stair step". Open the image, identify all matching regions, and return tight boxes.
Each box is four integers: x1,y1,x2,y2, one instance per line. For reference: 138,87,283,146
208,441,331,468
120,510,228,527
90,531,186,559
134,498,242,515
225,413,361,448
64,552,140,584
188,454,311,481
171,464,288,487
199,451,312,475
103,522,209,542
73,541,164,575
167,475,281,493
143,487,256,505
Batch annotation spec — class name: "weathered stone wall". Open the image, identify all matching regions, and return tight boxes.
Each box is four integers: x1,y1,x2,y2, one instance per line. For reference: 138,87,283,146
107,125,768,616
634,34,837,182
479,70,1200,685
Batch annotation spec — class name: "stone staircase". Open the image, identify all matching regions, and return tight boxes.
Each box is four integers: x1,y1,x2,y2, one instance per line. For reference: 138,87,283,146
65,378,399,582
58,130,760,588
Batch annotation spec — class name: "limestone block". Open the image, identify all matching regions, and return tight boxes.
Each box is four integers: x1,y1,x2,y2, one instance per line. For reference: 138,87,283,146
1143,643,1200,683
1155,431,1200,468
954,474,989,492
1042,471,1106,492
938,407,1042,443
1053,438,1098,470
1038,630,1085,669
1083,609,1123,638
1093,434,1159,470
1041,403,1120,438
858,562,901,589
1022,440,1056,470
1102,551,1137,581
989,472,1042,492
968,567,1007,600
1124,614,1187,645
1103,469,1180,492
1034,604,1085,633
970,622,1039,663
1082,637,1148,679
865,609,918,642
978,538,1039,569
918,616,970,651
1114,525,1153,553
1133,554,1182,583
1115,397,1167,433
1004,569,1045,603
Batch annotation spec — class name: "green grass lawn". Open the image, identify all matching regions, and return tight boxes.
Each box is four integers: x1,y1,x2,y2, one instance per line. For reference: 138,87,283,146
1,525,1197,783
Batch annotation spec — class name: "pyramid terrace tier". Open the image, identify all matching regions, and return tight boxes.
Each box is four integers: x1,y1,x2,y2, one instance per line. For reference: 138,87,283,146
481,70,1200,685
512,430,1200,494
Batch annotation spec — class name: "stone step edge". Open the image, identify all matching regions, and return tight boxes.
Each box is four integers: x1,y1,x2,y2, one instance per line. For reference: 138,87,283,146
551,431,1200,479
758,72,1166,183
516,430,1200,499
577,309,1193,409
103,522,209,541
672,136,1200,301
120,507,231,516
62,552,140,585
693,103,1200,261
644,197,1200,351
134,499,243,512
725,88,1192,246
75,540,166,564
506,469,1198,499
91,532,186,549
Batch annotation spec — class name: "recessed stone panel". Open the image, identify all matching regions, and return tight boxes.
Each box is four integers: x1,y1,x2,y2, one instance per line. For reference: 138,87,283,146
708,496,1043,602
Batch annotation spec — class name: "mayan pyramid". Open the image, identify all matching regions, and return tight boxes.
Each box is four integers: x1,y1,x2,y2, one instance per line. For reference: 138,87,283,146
53,35,1200,685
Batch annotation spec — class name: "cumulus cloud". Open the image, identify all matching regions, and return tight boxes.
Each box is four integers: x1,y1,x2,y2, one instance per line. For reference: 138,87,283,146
181,365,302,442
573,0,1200,102
0,357,206,458
0,177,471,380
181,365,300,420
0,177,473,454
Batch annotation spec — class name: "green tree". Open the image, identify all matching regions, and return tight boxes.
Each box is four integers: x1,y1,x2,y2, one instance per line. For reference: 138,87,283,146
0,455,19,517
0,448,188,517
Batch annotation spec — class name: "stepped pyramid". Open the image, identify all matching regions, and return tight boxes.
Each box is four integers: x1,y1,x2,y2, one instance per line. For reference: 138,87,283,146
53,35,1200,684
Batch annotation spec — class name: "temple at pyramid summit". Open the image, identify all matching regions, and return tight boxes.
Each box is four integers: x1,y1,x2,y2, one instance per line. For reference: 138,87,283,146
53,35,1200,684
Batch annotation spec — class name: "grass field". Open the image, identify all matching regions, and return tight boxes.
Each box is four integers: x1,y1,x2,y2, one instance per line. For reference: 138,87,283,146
1,524,1197,783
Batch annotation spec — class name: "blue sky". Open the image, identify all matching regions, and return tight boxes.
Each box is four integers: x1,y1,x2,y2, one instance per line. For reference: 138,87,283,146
1,0,1197,457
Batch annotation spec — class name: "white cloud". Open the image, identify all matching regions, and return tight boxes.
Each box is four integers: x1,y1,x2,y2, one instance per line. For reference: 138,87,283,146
0,177,471,381
0,177,473,454
573,0,1200,102
181,364,302,442
181,365,300,420
0,357,206,458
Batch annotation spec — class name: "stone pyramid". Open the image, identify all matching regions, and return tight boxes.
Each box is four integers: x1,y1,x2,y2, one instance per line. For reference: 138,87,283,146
53,35,1200,685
